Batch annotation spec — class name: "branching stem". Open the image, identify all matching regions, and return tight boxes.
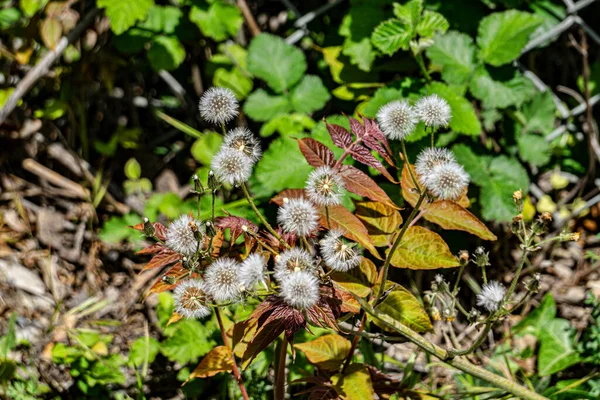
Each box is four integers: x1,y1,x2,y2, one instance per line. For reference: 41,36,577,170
215,308,249,400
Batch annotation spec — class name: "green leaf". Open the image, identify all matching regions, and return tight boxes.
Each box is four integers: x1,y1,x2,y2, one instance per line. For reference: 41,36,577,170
517,134,551,167
156,111,202,139
521,91,556,135
243,89,292,122
342,38,376,72
469,67,536,109
128,337,160,367
213,67,253,100
339,5,383,72
333,363,375,400
191,132,222,165
371,19,412,55
138,5,182,34
99,214,143,244
426,31,477,85
161,320,217,364
477,10,543,66
20,0,48,17
290,75,331,114
416,11,449,38
393,0,422,28
0,313,17,358
189,1,243,42
386,226,460,270
513,293,556,336
538,319,582,376
294,334,351,370
247,33,306,93
97,0,154,35
147,36,185,71
0,8,21,29
372,284,432,333
124,158,141,180
261,113,316,137
428,82,481,135
113,28,154,53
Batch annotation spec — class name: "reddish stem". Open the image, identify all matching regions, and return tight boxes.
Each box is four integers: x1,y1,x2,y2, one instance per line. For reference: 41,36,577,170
274,336,288,400
332,138,362,170
215,309,250,400
341,313,367,373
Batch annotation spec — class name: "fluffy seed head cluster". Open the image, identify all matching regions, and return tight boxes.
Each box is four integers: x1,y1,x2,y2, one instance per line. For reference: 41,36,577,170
415,147,469,201
224,127,262,162
166,214,203,255
211,147,253,185
275,247,315,282
277,198,319,237
280,270,320,310
415,147,456,178
476,281,506,312
416,94,451,127
198,87,239,125
320,230,362,272
204,257,242,302
239,253,267,290
306,167,345,206
377,100,418,140
174,279,211,319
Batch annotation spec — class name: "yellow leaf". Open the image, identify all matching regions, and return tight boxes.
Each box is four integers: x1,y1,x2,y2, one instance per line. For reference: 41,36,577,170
386,226,459,270
537,195,556,214
91,341,108,356
167,312,183,327
330,271,371,297
188,346,234,380
355,200,403,246
370,283,432,333
333,363,375,399
294,334,351,371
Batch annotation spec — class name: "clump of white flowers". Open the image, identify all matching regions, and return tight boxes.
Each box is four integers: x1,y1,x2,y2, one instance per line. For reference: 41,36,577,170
223,127,262,162
277,197,319,237
320,230,362,272
166,214,203,255
415,147,469,201
306,166,345,206
239,253,267,290
415,147,456,178
279,270,320,310
198,87,239,125
415,94,451,128
211,147,253,185
476,281,506,312
376,100,417,140
174,279,211,319
274,247,315,281
204,257,242,302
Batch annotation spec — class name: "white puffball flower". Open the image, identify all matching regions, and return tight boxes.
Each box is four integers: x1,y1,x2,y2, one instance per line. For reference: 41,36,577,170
166,214,204,255
198,87,239,125
173,279,211,319
424,162,470,201
306,166,345,206
415,94,451,128
211,147,253,185
320,229,362,272
204,257,242,303
376,100,418,140
239,253,267,290
280,270,320,310
223,127,262,163
476,281,506,312
277,198,319,237
274,247,315,282
415,147,456,181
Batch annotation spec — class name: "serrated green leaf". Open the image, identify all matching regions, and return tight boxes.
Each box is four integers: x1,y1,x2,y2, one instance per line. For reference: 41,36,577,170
469,67,536,109
128,337,160,367
290,75,331,114
342,38,376,72
98,0,154,35
213,67,253,99
517,134,551,167
147,36,185,71
371,19,412,55
339,5,383,72
161,320,217,364
538,319,582,376
477,10,543,66
513,293,556,336
393,0,422,28
189,1,242,42
294,334,351,371
243,89,292,122
138,5,182,34
521,91,556,135
247,33,306,93
426,31,477,85
451,144,491,186
416,11,448,38
261,113,316,137
191,132,222,165
428,82,481,135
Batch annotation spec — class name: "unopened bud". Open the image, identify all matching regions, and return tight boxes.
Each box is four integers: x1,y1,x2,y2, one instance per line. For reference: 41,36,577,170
192,174,204,192
429,306,441,321
474,247,490,267
511,214,523,234
525,273,541,293
513,189,523,212
205,220,216,236
162,275,176,285
560,231,580,242
143,217,155,237
468,308,480,323
208,170,219,190
458,250,469,266
181,256,190,269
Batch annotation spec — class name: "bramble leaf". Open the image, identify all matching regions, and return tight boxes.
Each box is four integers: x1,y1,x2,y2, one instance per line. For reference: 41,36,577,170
290,75,331,114
189,1,242,41
97,0,154,35
371,19,412,55
244,89,292,122
426,31,477,85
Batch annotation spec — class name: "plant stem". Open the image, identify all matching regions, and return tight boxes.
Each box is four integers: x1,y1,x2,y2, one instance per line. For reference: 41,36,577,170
447,321,494,357
375,191,427,304
416,53,432,83
274,336,288,400
325,205,331,229
241,182,289,249
341,312,366,373
504,241,532,304
215,308,250,400
211,190,216,222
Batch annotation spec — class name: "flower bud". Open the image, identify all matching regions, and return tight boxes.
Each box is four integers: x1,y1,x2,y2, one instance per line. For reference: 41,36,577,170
525,273,541,293
208,170,219,191
458,250,469,266
468,308,480,324
513,189,523,212
510,214,523,234
205,220,217,237
442,308,455,322
143,217,155,237
474,247,490,268
193,174,204,192
162,275,176,285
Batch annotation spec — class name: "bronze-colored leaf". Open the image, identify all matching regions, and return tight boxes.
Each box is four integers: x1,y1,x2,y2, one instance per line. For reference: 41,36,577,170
339,165,399,210
142,250,181,272
188,346,234,379
294,334,351,371
350,145,397,183
298,138,336,168
326,122,353,150
40,18,62,50
354,200,402,247
332,363,375,400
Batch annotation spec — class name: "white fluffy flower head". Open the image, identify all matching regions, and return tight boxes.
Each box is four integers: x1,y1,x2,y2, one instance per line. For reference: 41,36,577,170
174,279,211,319
239,253,267,290
424,162,469,200
416,94,451,128
306,167,345,206
198,87,238,125
280,270,320,310
274,247,315,282
204,257,242,302
415,147,456,180
224,127,262,163
320,230,362,272
166,214,204,255
377,100,418,140
277,198,319,237
476,281,506,312
211,147,253,185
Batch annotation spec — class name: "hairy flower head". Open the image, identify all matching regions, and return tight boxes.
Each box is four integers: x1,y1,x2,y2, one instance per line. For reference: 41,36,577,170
415,94,451,128
415,147,456,180
377,100,418,140
223,127,262,163
476,281,506,312
280,270,320,310
277,198,319,237
424,162,469,200
306,166,345,206
198,87,238,125
274,247,315,282
174,279,211,319
204,257,242,302
166,214,204,255
211,147,253,185
239,253,267,290
320,229,362,272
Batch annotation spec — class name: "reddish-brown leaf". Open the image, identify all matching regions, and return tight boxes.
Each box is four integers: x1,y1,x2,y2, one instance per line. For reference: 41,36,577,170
339,165,398,209
362,118,394,166
146,262,191,297
350,145,397,183
215,216,258,244
348,116,365,138
129,221,168,241
142,249,181,272
325,122,353,150
189,346,234,379
298,138,336,168
270,189,306,206
136,242,165,255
